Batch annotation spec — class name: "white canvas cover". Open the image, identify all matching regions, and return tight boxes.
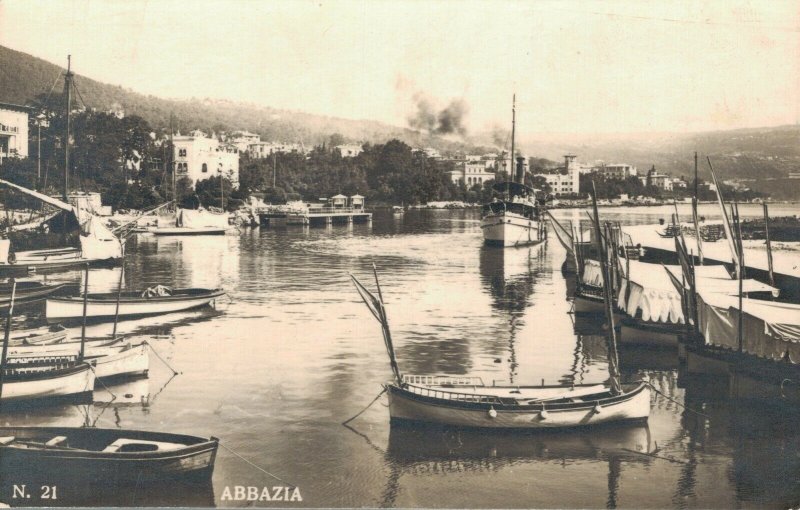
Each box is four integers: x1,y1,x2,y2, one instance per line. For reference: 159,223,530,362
80,215,123,260
176,209,230,229
581,259,604,287
698,292,800,363
617,260,779,324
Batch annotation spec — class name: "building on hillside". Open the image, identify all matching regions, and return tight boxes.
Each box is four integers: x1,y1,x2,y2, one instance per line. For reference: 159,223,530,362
247,141,305,159
598,163,637,179
672,178,687,189
639,166,673,191
789,172,800,179
533,154,581,196
173,132,240,187
418,147,442,159
334,144,363,157
229,131,261,152
446,157,497,186
0,102,30,164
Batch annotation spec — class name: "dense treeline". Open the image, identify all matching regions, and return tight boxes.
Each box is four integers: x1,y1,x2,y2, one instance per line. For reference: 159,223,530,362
240,140,492,205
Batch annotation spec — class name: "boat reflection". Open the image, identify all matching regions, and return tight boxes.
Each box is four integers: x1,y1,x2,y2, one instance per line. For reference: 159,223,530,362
381,421,652,507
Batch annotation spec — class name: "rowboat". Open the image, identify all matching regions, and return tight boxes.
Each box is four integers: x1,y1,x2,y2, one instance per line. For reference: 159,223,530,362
0,281,73,308
351,265,650,430
0,361,95,403
46,287,226,322
0,427,218,483
8,340,149,380
152,226,227,236
7,325,67,346
387,376,650,429
151,208,231,236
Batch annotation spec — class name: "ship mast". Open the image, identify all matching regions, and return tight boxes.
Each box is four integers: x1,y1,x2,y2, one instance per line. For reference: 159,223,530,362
63,55,73,202
510,94,516,184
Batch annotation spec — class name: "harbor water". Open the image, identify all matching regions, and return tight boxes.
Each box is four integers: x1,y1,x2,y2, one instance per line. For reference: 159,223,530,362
3,203,800,508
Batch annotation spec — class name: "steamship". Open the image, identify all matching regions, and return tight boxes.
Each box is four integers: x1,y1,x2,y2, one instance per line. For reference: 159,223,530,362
480,97,545,247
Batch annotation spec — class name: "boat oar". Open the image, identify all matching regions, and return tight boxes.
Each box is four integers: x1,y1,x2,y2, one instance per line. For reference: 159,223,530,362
0,279,17,407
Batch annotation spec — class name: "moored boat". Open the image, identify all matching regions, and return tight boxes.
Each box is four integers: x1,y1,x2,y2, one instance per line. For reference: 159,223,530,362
387,375,650,429
0,281,73,308
151,208,231,236
7,325,67,346
351,265,650,430
0,427,218,482
0,361,95,403
46,287,225,322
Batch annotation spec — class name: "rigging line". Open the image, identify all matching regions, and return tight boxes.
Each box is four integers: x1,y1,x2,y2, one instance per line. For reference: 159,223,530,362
144,339,181,375
342,386,388,425
645,381,708,418
218,441,297,488
37,70,66,113
71,78,89,111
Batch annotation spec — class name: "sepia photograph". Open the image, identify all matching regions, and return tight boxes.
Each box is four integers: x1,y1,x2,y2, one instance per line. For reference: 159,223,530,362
0,0,799,507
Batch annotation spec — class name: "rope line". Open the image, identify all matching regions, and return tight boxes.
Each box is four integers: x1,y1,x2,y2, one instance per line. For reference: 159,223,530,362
144,340,180,375
342,386,387,425
87,363,117,402
219,441,296,488
646,381,708,418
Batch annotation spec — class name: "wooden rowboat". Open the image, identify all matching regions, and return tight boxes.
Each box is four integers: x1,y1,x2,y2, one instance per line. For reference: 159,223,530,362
0,427,218,483
7,325,67,346
387,375,650,429
0,361,95,403
46,287,226,322
151,226,227,236
0,281,73,308
8,340,149,380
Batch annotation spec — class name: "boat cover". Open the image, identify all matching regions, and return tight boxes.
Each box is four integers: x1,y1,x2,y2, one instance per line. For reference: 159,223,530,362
581,259,604,287
176,209,230,229
617,259,779,324
80,215,123,260
698,292,800,362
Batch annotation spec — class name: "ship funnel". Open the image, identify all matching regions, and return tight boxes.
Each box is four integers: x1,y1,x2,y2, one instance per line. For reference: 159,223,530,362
515,156,526,184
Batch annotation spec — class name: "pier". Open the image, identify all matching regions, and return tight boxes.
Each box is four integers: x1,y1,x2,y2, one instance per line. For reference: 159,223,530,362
258,194,372,227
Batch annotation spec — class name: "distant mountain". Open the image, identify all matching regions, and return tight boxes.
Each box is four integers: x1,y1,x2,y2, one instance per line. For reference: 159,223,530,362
510,125,800,199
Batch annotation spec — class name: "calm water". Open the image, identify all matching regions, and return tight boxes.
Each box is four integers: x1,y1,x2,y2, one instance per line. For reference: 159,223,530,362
2,203,800,508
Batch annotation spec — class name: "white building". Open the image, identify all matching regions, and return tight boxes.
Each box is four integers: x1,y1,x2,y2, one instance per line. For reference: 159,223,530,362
229,131,261,152
335,144,363,157
173,131,240,187
534,154,581,196
0,102,30,164
447,157,497,186
639,166,673,191
247,141,305,159
599,163,637,179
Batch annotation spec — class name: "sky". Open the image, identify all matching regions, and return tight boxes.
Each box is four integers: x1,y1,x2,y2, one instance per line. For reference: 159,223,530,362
0,0,798,135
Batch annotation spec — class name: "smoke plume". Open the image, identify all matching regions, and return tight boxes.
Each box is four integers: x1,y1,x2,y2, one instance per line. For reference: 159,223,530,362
407,93,469,136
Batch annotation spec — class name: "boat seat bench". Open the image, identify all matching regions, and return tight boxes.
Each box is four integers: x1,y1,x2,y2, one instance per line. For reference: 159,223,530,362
0,436,15,445
45,436,67,446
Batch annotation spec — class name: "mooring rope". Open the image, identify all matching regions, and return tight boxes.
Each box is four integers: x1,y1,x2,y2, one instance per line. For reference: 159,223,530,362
342,386,387,425
218,441,296,488
645,381,708,418
144,340,181,375
87,364,117,402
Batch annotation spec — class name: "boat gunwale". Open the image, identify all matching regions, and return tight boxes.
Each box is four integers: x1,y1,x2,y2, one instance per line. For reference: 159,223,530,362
390,381,648,412
47,288,226,304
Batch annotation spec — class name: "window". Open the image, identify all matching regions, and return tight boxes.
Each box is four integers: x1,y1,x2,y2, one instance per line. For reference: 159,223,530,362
202,163,208,173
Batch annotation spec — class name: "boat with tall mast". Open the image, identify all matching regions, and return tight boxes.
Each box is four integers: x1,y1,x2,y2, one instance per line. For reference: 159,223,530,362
0,56,124,274
480,96,546,247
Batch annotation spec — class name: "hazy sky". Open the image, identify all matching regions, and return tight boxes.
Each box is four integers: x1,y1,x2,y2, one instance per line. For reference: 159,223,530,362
1,0,798,135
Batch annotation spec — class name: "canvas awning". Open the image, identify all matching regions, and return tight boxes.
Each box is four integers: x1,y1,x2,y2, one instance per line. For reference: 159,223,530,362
617,259,779,324
698,292,800,363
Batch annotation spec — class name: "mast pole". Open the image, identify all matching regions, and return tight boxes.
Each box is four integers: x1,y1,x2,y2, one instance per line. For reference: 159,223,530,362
692,151,704,265
763,202,775,288
79,264,89,362
170,114,176,206
510,94,516,184
63,55,73,203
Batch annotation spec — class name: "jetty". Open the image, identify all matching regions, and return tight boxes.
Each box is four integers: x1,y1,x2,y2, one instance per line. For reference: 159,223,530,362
258,194,372,227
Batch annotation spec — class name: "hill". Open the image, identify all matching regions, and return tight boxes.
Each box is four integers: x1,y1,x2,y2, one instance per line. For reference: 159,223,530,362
0,44,464,150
